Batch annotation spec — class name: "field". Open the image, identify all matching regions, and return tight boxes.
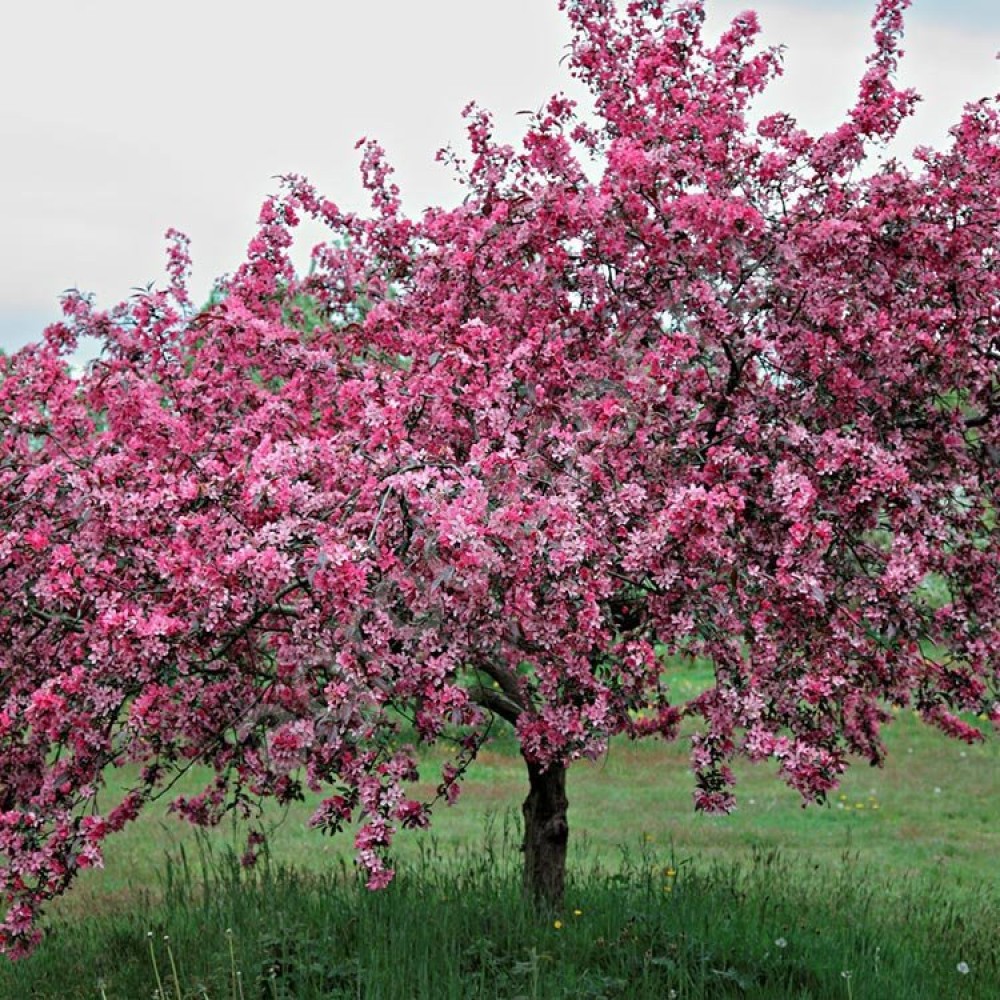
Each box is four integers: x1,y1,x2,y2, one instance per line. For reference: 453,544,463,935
2,668,999,998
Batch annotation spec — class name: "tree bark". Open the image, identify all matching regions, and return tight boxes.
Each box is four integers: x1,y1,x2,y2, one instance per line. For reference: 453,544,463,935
521,757,569,910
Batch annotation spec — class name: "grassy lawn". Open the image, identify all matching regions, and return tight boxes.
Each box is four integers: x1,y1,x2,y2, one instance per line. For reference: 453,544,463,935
4,805,997,999
59,675,1000,911
4,666,998,997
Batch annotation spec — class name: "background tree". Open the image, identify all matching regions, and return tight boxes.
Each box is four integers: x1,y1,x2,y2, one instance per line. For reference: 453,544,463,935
0,0,997,955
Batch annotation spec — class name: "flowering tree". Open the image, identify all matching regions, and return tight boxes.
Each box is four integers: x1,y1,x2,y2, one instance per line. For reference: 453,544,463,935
0,0,997,955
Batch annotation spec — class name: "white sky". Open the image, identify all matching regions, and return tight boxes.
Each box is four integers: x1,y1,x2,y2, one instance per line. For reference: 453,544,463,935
1,1,997,357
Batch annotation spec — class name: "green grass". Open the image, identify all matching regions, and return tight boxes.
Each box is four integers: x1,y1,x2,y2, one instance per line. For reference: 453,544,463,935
6,669,1000,997
2,824,997,999
57,688,1000,914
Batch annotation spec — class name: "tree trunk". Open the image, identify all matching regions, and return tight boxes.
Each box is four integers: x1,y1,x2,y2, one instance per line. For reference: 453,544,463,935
521,758,569,910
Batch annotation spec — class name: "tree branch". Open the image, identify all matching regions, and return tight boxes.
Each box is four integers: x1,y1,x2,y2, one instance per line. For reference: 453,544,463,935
468,683,523,724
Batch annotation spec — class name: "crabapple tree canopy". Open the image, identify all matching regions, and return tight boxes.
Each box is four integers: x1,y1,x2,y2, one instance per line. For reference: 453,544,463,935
0,0,997,954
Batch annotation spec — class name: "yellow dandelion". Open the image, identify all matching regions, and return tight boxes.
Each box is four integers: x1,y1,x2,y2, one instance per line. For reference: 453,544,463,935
553,920,563,930
573,909,583,917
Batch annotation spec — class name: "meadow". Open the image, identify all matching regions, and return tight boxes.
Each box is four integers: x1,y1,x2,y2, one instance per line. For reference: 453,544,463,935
2,667,998,998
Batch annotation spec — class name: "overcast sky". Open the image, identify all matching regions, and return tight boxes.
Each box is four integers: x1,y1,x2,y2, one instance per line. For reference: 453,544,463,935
1,0,997,358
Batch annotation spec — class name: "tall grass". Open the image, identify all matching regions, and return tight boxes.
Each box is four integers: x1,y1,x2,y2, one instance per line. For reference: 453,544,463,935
4,813,997,999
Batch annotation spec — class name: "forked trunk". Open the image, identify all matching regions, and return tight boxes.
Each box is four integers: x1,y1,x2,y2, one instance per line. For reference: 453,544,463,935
521,758,569,909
